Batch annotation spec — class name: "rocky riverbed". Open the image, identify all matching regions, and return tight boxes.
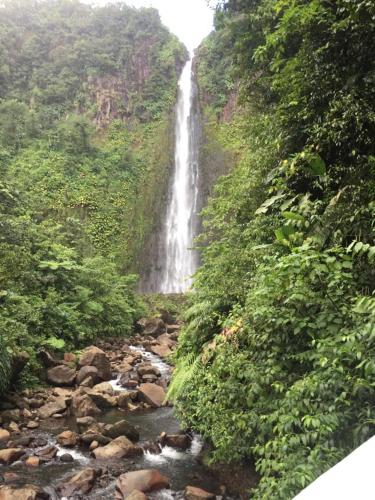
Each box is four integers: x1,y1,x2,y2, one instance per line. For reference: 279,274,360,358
0,317,245,499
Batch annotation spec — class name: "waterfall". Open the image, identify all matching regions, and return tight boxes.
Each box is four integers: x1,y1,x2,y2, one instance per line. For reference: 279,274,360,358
159,58,200,293
140,57,201,294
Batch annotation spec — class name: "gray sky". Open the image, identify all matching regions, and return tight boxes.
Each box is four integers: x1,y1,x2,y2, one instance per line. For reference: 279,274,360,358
83,0,214,51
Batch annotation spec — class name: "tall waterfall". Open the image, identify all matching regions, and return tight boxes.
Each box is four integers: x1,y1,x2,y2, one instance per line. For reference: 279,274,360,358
160,58,200,293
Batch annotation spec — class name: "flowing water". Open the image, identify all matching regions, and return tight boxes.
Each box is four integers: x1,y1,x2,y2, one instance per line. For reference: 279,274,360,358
142,57,201,293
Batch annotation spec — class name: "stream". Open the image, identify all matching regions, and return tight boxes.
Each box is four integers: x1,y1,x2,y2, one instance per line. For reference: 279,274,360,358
0,343,224,499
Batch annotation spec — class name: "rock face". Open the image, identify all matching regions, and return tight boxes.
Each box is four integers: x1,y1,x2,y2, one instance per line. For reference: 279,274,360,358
38,398,67,419
115,469,170,498
0,485,49,499
79,346,111,381
184,486,216,500
93,436,142,460
0,448,25,465
58,468,98,497
47,365,76,386
138,383,166,408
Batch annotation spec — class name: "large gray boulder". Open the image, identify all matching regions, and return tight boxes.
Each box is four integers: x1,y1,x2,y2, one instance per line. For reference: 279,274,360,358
46,365,76,387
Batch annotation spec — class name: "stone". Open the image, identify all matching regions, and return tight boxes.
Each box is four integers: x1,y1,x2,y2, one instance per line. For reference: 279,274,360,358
80,376,94,388
0,485,49,499
126,491,148,500
76,416,96,430
2,472,20,483
64,352,77,363
25,456,40,467
93,436,142,460
58,468,97,497
89,440,99,451
150,344,172,358
158,309,176,325
138,383,166,408
115,469,170,498
184,486,216,500
38,350,62,368
87,390,117,409
59,453,74,463
0,448,25,465
8,422,20,433
103,420,139,442
137,365,161,377
161,434,192,450
79,347,111,381
57,430,78,447
0,410,20,423
27,421,39,429
37,446,58,460
46,365,76,387
92,382,115,394
80,431,111,446
0,429,10,443
156,334,176,348
143,318,166,337
72,393,101,418
22,409,32,419
52,387,72,398
166,324,180,334
38,398,66,419
117,392,131,409
76,366,100,385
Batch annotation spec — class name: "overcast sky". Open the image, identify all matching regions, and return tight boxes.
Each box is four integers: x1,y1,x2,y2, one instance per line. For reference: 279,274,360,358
83,0,214,51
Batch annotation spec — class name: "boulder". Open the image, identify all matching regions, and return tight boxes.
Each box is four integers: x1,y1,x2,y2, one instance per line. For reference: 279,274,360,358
92,382,115,394
46,365,76,387
80,431,111,446
93,436,142,460
115,469,170,498
59,453,74,463
150,344,172,358
0,485,49,500
57,430,78,447
137,365,161,377
76,366,100,385
38,350,62,368
0,429,10,443
166,324,180,334
143,318,166,337
63,352,77,364
38,397,66,419
79,346,111,381
0,409,20,423
2,472,20,484
76,416,96,431
0,448,25,465
72,393,101,418
184,486,216,500
161,434,192,450
25,456,40,467
158,309,176,325
156,334,176,348
138,383,166,408
58,468,98,497
126,491,148,500
37,446,58,460
103,420,139,442
117,392,131,409
87,390,117,409
27,421,39,430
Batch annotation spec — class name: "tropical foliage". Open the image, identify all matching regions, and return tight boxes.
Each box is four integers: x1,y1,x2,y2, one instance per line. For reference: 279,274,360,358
171,1,375,498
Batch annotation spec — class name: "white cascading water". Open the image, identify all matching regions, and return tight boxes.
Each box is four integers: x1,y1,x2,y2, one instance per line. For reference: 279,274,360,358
160,58,200,293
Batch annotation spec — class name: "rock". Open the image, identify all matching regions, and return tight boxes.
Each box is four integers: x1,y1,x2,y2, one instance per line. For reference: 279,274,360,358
115,469,170,498
79,347,111,381
28,399,44,409
161,434,192,450
118,362,133,373
119,373,139,389
103,420,139,442
89,441,99,451
157,334,176,348
80,376,94,388
117,392,131,409
13,436,32,447
0,429,10,443
92,382,115,394
0,410,20,423
38,350,62,368
46,365,76,387
137,365,161,377
80,431,111,446
158,309,176,325
64,352,77,363
57,430,78,447
27,421,39,429
72,393,101,418
10,351,30,384
37,446,58,460
126,490,148,500
138,383,166,408
185,486,216,500
22,409,33,419
8,422,20,433
0,448,25,465
0,485,49,499
141,374,158,384
76,366,100,386
143,318,166,337
38,398,66,419
150,344,172,358
25,456,40,467
76,416,96,431
59,453,74,463
52,387,72,398
87,390,117,409
58,468,98,497
93,436,142,460
166,324,180,334
2,472,20,483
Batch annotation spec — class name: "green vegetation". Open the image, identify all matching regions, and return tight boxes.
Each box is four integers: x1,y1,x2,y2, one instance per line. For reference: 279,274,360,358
171,1,375,497
0,0,186,393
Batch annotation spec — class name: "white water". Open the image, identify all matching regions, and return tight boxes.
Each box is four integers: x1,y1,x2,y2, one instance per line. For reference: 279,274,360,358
160,58,200,293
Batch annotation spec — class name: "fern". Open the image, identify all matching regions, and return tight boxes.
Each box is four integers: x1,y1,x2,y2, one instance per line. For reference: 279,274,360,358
167,352,201,401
